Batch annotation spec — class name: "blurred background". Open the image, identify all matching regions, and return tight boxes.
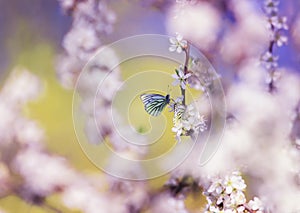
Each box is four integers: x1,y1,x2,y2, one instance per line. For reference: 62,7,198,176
0,0,300,212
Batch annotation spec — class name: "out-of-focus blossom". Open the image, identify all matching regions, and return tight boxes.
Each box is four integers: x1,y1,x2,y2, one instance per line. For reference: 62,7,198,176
169,34,188,53
13,148,76,196
56,55,82,89
57,0,75,12
175,0,197,4
56,0,116,88
260,51,278,69
265,69,281,85
0,68,133,212
0,69,44,146
292,15,300,47
1,68,42,106
291,103,300,149
63,21,100,61
172,66,191,89
199,64,300,212
57,1,150,188
269,15,288,30
96,70,122,103
187,58,220,92
61,180,123,213
107,179,149,213
248,197,264,212
150,194,189,213
264,0,279,15
167,198,189,213
109,125,148,155
0,102,18,145
0,163,11,197
167,1,221,50
15,120,45,148
105,149,146,179
74,46,144,153
273,31,288,46
221,0,269,63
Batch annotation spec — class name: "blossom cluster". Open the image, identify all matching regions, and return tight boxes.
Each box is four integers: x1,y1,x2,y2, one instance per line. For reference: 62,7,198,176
204,171,264,213
57,0,148,155
57,0,116,88
260,0,288,91
3,0,300,212
0,69,105,212
168,35,208,142
171,103,207,142
166,1,300,211
0,67,153,212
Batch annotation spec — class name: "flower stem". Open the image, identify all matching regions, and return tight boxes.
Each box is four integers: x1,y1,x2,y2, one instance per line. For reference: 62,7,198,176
181,44,190,106
42,202,63,213
268,25,276,92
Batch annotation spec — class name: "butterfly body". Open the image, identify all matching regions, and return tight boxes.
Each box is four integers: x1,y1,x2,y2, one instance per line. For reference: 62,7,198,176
140,93,170,116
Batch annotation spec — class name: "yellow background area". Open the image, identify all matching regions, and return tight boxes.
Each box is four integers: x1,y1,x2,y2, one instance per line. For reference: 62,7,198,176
0,31,204,211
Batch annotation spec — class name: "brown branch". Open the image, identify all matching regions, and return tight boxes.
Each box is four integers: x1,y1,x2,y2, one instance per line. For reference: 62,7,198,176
181,44,190,106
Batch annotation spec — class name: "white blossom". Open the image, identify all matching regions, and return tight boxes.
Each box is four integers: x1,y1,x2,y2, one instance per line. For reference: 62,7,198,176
187,58,220,92
13,147,76,196
260,51,278,69
172,121,184,142
265,70,281,85
248,197,264,212
167,198,189,213
1,68,42,106
264,0,279,15
151,194,189,213
269,15,288,30
169,96,184,112
169,34,188,53
204,172,264,213
182,106,206,133
172,66,191,89
56,0,115,88
172,104,206,142
57,0,75,12
273,31,288,46
63,21,100,61
167,2,221,50
223,172,246,194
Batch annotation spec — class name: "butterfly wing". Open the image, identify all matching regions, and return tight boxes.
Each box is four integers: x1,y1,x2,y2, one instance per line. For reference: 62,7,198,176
140,93,168,116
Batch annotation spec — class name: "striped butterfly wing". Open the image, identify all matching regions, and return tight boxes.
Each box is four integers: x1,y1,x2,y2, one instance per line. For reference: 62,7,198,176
140,94,169,116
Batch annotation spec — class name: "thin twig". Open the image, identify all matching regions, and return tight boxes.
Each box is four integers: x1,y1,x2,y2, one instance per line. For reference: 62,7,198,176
181,44,190,106
42,202,63,213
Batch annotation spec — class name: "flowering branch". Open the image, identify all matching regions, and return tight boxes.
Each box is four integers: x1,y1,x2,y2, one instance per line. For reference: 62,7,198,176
261,0,288,92
203,171,266,213
182,44,190,106
169,34,207,142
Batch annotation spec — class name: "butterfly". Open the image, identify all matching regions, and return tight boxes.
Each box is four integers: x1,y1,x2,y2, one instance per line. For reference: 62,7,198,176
140,93,170,116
